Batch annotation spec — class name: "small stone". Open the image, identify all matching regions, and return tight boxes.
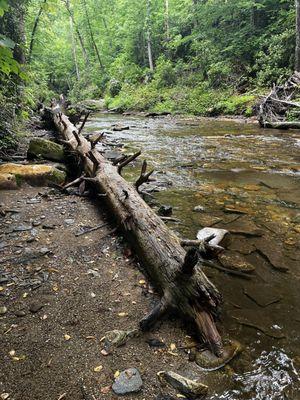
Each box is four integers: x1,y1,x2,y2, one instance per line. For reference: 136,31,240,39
112,368,143,395
193,205,205,212
29,302,44,313
64,219,75,225
15,310,26,317
146,338,166,348
1,393,10,400
0,306,7,315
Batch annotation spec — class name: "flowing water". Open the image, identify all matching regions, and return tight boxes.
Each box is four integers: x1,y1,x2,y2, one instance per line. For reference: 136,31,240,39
86,113,300,399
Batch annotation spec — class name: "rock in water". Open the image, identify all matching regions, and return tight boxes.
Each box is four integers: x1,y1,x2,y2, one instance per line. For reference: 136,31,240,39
158,205,173,216
27,138,64,162
191,340,242,371
197,227,228,246
112,368,143,395
157,371,208,399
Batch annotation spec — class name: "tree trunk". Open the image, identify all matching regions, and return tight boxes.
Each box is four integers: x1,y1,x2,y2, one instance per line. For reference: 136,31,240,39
47,102,224,357
165,0,170,41
146,0,154,71
64,0,89,67
69,10,80,80
82,0,104,70
296,0,300,71
28,0,47,62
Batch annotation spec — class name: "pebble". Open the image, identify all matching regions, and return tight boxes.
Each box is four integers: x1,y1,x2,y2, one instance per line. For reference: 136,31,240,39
112,368,143,395
0,306,7,315
64,219,75,225
15,310,26,317
193,205,205,212
29,302,44,313
146,338,166,348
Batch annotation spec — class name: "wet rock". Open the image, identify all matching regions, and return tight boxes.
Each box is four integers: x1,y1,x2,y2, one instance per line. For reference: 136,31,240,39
224,205,251,214
225,216,263,237
243,284,282,307
252,237,289,272
145,111,171,117
231,309,285,339
191,340,242,371
197,214,222,227
218,251,255,272
227,236,255,255
0,163,66,187
112,125,130,131
157,371,208,399
27,138,64,162
29,302,44,313
146,338,166,348
104,150,123,161
193,205,205,212
0,306,8,315
197,227,228,246
158,205,172,216
112,368,143,395
0,173,18,190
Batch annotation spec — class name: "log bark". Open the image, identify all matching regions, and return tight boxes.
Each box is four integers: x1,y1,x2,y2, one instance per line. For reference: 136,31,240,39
48,102,223,357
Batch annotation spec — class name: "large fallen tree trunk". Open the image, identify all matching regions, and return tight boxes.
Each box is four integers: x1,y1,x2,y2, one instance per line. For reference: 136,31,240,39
47,100,224,357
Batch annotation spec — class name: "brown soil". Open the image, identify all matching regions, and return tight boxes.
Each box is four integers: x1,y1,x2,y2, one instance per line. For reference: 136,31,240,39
0,185,202,400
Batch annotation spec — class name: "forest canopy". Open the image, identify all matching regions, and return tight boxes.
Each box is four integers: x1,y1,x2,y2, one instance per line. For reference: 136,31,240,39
0,0,297,132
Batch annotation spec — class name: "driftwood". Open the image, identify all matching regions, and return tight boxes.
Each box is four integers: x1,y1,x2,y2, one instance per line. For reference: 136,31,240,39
47,100,224,357
258,72,300,129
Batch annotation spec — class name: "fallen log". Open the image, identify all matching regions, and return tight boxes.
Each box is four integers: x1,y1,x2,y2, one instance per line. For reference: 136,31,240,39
47,100,224,357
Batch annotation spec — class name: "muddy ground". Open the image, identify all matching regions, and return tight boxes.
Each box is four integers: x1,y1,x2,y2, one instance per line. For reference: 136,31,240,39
0,185,213,400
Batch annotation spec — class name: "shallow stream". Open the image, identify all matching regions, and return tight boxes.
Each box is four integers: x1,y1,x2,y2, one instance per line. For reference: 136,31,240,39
86,113,300,399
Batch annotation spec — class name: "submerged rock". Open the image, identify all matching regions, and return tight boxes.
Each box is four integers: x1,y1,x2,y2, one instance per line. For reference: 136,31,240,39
158,205,173,216
0,163,66,187
157,371,208,399
112,368,143,395
218,251,255,272
27,138,64,162
191,340,242,371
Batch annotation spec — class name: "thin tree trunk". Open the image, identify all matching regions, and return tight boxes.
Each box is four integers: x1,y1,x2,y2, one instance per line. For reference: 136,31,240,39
146,0,154,71
69,11,80,80
165,0,169,40
82,0,104,70
28,0,47,62
64,0,89,67
296,0,300,71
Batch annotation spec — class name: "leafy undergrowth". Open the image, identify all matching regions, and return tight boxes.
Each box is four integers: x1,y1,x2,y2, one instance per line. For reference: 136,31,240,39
105,82,256,117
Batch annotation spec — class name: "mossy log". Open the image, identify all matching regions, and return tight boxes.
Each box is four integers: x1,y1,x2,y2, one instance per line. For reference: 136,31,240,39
48,101,224,357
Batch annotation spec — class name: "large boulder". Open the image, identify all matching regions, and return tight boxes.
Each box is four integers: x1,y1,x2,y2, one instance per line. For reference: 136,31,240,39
27,138,64,162
0,163,66,188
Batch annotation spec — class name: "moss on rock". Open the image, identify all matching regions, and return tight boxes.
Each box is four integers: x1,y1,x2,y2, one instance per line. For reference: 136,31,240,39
0,163,66,188
27,138,64,162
